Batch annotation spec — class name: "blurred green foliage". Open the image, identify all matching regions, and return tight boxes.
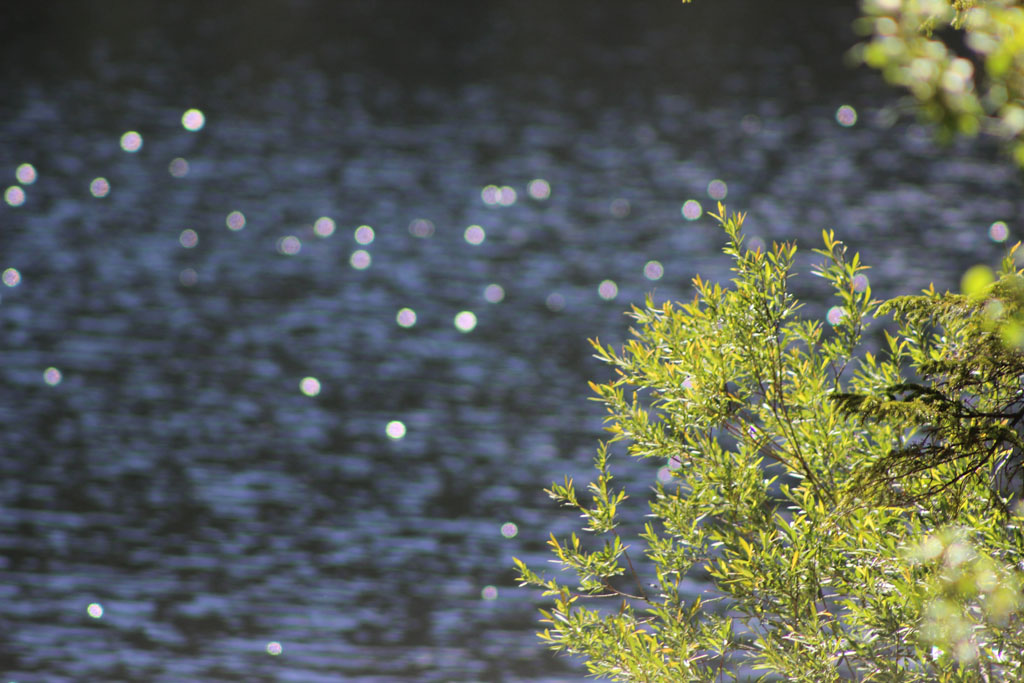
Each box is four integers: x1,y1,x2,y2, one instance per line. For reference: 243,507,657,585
852,0,1024,165
516,206,1024,680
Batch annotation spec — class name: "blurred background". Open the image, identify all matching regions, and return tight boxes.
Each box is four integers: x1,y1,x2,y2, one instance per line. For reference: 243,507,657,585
0,0,1020,680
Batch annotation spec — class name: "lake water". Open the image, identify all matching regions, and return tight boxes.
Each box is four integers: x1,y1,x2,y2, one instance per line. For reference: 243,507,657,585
0,1,1020,680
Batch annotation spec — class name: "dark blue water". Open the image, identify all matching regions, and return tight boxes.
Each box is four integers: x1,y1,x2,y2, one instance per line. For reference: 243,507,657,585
0,1,1020,680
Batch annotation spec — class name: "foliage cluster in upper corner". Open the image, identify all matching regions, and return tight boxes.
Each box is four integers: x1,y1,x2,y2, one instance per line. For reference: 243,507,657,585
853,0,1024,165
682,0,1024,165
515,204,1024,681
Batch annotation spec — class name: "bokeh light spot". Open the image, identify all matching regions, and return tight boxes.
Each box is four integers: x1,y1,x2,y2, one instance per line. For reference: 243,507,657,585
277,236,301,255
454,311,478,332
598,280,618,300
350,250,371,270
610,198,631,218
300,377,321,397
179,268,198,286
226,211,246,231
4,186,25,207
3,268,21,287
644,260,664,280
852,273,870,293
546,293,565,312
314,217,336,237
707,179,728,200
354,225,375,245
500,522,518,539
827,306,846,326
527,179,550,200
481,586,498,601
120,131,143,152
43,367,62,386
990,221,1009,242
15,163,36,185
943,58,974,94
90,177,110,198
169,158,189,177
386,420,406,439
266,642,283,656
481,185,500,205
87,603,103,619
179,229,198,248
182,108,205,131
484,283,505,303
962,264,995,297
464,225,485,245
409,218,435,238
396,308,417,328
747,236,766,253
836,105,858,127
681,199,702,220
482,185,516,206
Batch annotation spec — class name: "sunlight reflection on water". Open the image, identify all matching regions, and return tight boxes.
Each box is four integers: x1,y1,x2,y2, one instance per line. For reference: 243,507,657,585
16,162,36,184
4,185,25,206
169,157,189,177
182,108,205,131
314,216,336,237
226,210,246,231
89,177,110,197
120,131,143,152
0,2,1020,681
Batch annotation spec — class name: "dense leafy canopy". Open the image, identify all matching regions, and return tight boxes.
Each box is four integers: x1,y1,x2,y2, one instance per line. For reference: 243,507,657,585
517,2,1024,679
516,206,1024,680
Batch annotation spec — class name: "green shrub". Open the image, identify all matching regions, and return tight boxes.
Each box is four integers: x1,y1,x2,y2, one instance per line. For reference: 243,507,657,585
516,205,1024,681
